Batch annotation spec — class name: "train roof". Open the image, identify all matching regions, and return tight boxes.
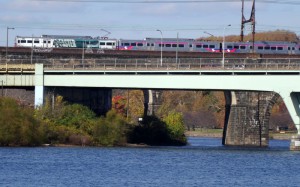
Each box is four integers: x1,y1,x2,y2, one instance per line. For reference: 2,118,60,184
145,38,195,42
16,35,93,39
41,35,93,39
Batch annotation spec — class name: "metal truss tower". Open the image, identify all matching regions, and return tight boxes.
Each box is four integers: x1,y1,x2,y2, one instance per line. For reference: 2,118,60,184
240,0,256,48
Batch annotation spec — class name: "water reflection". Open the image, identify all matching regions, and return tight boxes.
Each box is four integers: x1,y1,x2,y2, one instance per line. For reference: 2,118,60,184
186,137,291,151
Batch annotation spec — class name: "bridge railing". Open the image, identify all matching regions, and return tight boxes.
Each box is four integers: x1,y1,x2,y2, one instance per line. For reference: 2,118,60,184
1,58,300,71
0,64,35,73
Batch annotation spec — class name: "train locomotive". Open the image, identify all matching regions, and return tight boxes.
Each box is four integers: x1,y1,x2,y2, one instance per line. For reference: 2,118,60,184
15,35,300,55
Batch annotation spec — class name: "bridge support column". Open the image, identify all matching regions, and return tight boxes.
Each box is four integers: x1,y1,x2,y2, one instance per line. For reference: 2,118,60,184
45,87,112,116
223,91,279,147
34,64,44,107
143,90,162,116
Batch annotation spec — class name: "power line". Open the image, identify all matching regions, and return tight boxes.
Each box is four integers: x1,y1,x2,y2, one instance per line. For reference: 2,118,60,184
30,0,300,5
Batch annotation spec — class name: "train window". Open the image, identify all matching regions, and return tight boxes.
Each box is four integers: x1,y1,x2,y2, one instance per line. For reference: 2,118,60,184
100,42,105,45
137,43,143,46
258,46,263,50
196,45,202,48
209,45,215,48
21,40,26,43
240,46,246,49
107,42,113,46
264,46,270,50
271,47,276,50
288,47,290,50
151,43,154,46
166,44,171,47
292,47,295,50
34,40,39,44
43,41,47,43
203,45,208,48
18,40,20,43
250,46,253,49
27,40,32,43
159,44,165,47
227,46,233,49
172,44,177,47
179,44,184,48
124,43,130,46
147,43,150,46
234,46,239,49
189,44,193,48
278,47,283,50
131,43,136,46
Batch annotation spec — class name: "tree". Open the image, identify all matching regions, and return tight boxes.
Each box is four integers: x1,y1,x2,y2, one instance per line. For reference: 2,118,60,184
35,95,96,145
93,110,130,146
163,111,187,144
198,30,298,42
0,97,43,146
112,95,127,115
127,90,144,123
128,115,170,146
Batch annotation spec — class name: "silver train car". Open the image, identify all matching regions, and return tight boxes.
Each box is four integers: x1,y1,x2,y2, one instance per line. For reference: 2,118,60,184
119,38,300,55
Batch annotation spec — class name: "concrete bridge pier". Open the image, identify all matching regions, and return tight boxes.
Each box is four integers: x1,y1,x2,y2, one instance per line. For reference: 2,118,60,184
143,90,163,116
223,91,279,147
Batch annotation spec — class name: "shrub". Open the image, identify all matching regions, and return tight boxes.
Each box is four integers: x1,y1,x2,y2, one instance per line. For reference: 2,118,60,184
93,110,130,146
0,97,43,146
163,111,187,145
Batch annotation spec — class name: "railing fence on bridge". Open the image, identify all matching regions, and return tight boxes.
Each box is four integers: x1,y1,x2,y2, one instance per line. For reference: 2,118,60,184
1,58,300,72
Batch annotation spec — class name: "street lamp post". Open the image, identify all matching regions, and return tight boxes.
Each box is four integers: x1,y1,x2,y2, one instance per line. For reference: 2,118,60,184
82,40,85,64
156,29,163,66
6,27,15,61
222,24,231,68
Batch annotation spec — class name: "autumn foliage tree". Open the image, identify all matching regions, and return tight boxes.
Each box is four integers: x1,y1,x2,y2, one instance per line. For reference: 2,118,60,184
112,95,127,115
198,30,298,42
158,91,225,129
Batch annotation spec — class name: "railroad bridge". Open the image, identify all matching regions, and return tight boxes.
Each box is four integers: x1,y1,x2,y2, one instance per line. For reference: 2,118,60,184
1,58,300,150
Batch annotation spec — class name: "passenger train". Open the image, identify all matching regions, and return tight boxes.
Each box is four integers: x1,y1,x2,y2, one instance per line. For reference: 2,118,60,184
15,35,300,55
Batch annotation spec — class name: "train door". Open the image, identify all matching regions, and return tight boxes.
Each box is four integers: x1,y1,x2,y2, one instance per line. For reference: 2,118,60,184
219,42,223,53
147,43,155,51
288,46,295,55
189,43,193,52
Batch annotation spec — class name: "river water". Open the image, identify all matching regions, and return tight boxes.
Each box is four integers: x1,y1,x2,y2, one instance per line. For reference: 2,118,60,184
1,137,300,187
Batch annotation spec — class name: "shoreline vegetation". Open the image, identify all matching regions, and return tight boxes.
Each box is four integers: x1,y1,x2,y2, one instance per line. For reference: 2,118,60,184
0,96,295,147
0,97,187,147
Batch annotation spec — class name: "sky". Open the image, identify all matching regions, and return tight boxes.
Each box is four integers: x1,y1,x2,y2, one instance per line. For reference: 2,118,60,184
1,0,300,46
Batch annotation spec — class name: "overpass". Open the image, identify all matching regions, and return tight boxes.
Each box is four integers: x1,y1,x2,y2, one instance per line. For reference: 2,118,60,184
1,58,300,150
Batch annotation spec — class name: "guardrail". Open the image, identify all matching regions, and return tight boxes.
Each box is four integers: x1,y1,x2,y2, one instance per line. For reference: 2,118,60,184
0,64,35,73
1,58,300,71
40,58,300,71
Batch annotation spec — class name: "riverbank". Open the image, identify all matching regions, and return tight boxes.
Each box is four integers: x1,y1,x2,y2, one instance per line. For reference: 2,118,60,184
185,129,297,140
185,129,223,138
